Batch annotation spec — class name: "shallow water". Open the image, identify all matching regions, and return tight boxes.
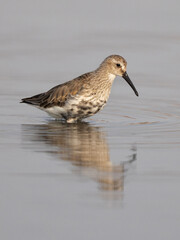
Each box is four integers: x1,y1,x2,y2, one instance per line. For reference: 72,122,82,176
0,1,180,239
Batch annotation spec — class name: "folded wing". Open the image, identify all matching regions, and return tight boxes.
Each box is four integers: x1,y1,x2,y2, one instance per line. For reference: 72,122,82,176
21,73,91,108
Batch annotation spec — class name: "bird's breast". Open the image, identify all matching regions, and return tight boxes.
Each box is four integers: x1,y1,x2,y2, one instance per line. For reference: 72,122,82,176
66,94,107,118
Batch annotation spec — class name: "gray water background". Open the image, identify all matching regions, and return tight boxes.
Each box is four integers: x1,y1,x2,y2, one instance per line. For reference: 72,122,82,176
0,0,180,239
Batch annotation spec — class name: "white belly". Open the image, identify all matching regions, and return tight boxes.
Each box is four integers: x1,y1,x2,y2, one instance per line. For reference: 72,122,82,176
40,94,108,120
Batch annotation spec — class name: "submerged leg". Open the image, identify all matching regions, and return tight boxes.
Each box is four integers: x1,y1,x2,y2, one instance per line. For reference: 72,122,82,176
67,118,78,123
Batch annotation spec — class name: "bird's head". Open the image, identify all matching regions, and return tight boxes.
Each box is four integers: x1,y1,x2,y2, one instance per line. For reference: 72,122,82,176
99,55,139,96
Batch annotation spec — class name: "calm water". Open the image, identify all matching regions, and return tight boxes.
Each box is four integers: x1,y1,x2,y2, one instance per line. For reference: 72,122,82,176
0,1,180,239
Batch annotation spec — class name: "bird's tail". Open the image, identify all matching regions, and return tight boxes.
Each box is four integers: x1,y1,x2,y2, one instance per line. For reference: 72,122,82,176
21,93,45,106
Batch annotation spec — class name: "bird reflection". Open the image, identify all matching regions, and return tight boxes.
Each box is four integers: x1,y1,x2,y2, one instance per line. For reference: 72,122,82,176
22,121,136,191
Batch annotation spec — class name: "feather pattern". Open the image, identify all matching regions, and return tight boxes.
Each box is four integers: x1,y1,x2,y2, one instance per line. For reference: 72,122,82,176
21,72,91,108
21,55,138,122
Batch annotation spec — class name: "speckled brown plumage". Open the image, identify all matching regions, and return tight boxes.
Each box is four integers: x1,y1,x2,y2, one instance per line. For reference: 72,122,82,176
21,55,139,123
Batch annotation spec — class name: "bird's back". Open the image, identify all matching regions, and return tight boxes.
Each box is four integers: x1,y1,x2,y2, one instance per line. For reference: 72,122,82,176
21,72,92,108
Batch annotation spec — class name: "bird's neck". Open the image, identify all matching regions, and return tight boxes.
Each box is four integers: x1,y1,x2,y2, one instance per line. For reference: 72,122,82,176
107,73,116,82
94,67,116,83
89,68,116,101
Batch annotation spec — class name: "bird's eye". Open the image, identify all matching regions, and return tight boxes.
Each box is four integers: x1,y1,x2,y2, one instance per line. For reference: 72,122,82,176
116,63,121,67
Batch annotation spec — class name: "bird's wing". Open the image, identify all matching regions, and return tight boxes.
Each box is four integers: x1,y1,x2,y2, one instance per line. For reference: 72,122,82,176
21,73,91,108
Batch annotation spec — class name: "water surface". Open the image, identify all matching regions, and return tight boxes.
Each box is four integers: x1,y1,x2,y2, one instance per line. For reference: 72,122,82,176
0,1,180,239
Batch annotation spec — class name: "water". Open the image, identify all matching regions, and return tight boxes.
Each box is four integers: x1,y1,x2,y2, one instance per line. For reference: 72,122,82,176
0,0,180,239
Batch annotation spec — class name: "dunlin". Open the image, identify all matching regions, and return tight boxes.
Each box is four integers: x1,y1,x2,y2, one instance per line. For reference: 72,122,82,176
21,55,139,123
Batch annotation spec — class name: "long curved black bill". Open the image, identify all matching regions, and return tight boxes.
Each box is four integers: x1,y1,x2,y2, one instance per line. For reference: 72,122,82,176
122,72,139,96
